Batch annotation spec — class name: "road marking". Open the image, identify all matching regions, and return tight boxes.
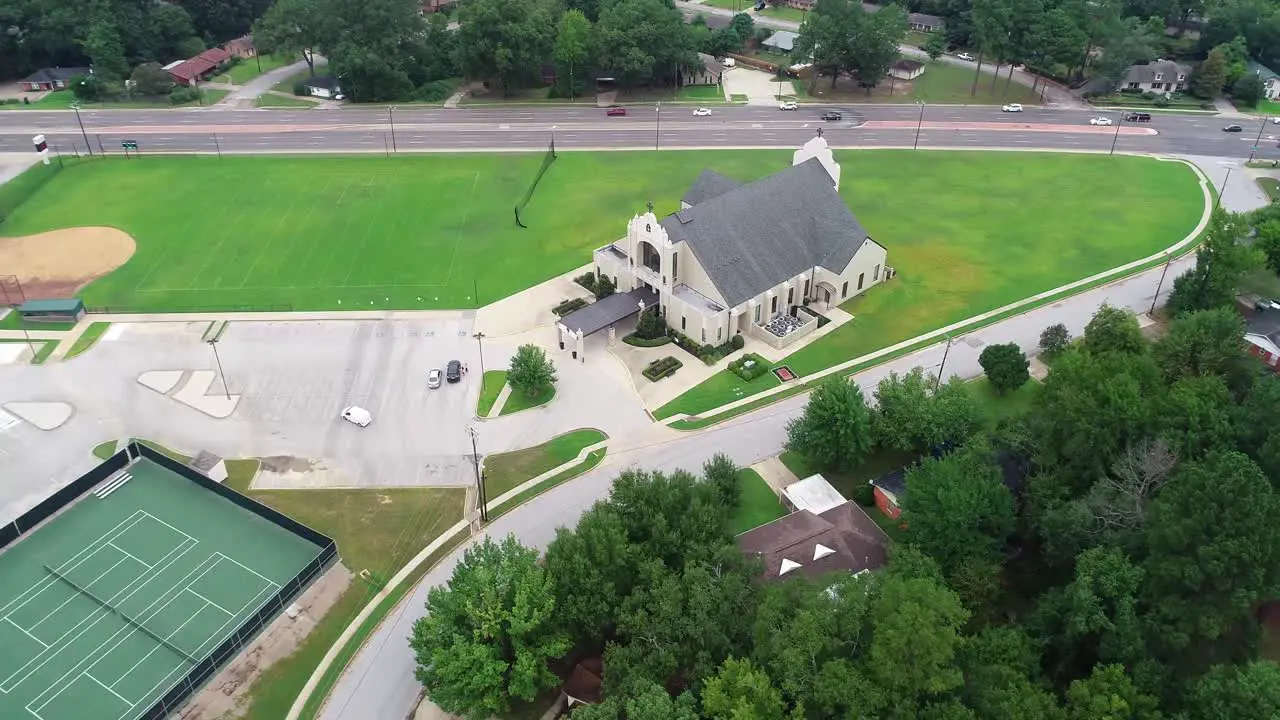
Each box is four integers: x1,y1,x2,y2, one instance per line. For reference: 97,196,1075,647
0,409,18,431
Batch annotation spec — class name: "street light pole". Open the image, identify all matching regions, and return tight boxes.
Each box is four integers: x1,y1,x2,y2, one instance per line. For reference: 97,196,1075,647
1148,251,1173,316
207,339,230,400
467,426,488,522
913,101,925,150
655,102,661,151
388,106,397,153
1109,113,1123,156
1217,166,1234,210
934,334,953,391
472,331,486,377
1250,117,1268,162
71,103,92,157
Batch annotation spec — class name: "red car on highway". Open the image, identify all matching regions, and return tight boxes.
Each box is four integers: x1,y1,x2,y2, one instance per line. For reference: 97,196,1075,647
606,107,626,116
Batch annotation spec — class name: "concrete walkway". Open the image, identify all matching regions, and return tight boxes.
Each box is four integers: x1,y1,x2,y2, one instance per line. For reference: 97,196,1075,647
217,56,328,108
751,455,799,495
486,383,512,418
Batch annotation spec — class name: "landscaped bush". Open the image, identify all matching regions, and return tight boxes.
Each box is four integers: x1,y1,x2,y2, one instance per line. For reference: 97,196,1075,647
728,353,771,382
417,78,460,102
623,334,672,347
642,356,683,381
167,86,200,105
634,308,665,340
553,297,588,316
668,327,739,365
293,80,310,97
574,272,598,293
593,274,616,299
731,334,745,350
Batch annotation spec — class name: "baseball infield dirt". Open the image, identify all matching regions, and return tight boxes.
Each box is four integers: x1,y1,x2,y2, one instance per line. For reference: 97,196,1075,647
0,226,135,300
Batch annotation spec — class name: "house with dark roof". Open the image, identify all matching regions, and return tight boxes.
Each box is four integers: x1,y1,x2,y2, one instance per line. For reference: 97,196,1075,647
737,475,889,582
1118,60,1189,94
301,75,344,99
223,34,256,59
1247,61,1280,101
908,12,944,32
869,450,1030,520
20,67,90,92
1239,297,1280,373
592,137,889,349
890,59,925,81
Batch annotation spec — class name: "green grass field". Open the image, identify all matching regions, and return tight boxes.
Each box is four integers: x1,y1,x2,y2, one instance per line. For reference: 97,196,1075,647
211,54,296,85
476,370,508,416
256,93,320,108
483,429,607,500
727,468,786,534
656,151,1203,418
64,322,110,360
800,60,1042,105
500,384,556,415
1,151,1200,318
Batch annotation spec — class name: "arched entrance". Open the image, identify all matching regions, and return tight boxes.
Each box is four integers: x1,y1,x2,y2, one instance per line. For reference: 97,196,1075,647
637,240,661,274
813,281,838,312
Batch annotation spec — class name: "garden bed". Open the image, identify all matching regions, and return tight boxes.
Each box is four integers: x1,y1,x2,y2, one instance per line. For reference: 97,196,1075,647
553,297,589,316
642,356,683,381
729,353,771,382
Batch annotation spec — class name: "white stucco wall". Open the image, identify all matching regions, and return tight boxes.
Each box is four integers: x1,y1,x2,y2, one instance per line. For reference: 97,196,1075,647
815,240,888,303
675,245,729,308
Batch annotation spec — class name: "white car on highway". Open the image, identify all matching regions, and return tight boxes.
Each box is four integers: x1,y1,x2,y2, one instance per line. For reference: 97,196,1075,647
1089,116,1113,126
1002,103,1023,112
693,107,712,116
779,101,798,110
341,406,372,427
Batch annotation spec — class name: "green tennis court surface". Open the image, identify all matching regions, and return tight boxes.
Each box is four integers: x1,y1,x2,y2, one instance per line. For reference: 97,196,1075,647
0,458,324,720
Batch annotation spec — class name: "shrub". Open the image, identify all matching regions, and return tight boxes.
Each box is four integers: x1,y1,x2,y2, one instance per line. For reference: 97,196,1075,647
574,272,598,293
417,78,459,102
729,353,771,382
642,356,683,381
623,334,672,347
634,308,665,340
167,86,200,105
731,334,745,350
594,274,616,299
1039,323,1071,356
978,343,1030,394
553,298,588,316
1153,94,1170,108
293,80,310,97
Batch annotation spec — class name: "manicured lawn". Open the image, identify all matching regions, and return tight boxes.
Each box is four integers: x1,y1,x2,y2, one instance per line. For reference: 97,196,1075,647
1258,177,1280,201
477,370,508,416
656,151,1203,419
64,321,110,360
759,4,809,22
500,384,555,415
483,428,607,500
488,448,607,519
91,439,116,459
677,84,726,101
800,60,1041,104
257,93,320,108
727,468,786,534
969,376,1039,426
701,0,758,11
0,88,225,110
0,312,75,331
211,54,296,85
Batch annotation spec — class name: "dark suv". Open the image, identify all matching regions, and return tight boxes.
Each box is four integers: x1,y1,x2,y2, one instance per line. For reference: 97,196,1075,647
821,111,842,121
1122,111,1151,122
446,360,462,383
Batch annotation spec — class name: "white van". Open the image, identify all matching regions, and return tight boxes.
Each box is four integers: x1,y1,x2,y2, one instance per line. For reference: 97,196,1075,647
341,406,372,427
722,58,736,68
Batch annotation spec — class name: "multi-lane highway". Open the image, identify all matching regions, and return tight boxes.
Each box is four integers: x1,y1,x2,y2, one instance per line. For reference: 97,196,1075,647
0,104,1275,159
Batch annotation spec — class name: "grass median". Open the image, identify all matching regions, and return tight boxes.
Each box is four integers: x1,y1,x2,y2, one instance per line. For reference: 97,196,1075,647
484,428,607,500
476,370,508,416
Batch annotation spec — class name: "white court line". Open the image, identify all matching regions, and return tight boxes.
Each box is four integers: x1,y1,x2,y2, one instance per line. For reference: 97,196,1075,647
0,511,146,618
107,542,153,569
25,545,207,711
106,601,210,695
183,588,233,617
138,511,196,545
212,553,279,588
28,555,131,633
5,538,197,695
187,580,276,660
84,671,132,705
5,618,47,648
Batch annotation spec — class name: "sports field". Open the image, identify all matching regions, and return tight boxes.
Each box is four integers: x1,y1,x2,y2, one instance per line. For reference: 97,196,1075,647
0,150,1200,313
0,458,324,720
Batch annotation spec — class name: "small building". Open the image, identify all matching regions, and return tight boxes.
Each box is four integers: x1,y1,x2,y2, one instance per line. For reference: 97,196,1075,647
1118,60,1189,94
165,47,232,87
889,59,925,81
1247,61,1280,101
869,468,907,519
1242,299,1280,372
223,34,256,59
302,75,343,99
422,0,460,11
870,451,1029,520
189,451,228,483
761,30,799,53
737,492,890,582
16,298,85,324
908,12,944,32
781,474,848,515
20,67,90,92
562,657,603,708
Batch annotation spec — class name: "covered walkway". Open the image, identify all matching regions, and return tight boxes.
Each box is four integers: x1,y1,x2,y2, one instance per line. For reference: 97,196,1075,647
556,286,658,359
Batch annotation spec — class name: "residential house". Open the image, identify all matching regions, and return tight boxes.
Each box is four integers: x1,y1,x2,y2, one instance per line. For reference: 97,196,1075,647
421,0,459,11
1241,298,1280,372
1247,61,1280,101
562,657,603,709
19,67,90,92
223,34,256,59
737,474,890,581
890,59,925,81
1119,60,1189,94
870,451,1029,520
301,76,343,99
908,12,944,32
164,47,232,87
592,137,890,352
761,30,798,53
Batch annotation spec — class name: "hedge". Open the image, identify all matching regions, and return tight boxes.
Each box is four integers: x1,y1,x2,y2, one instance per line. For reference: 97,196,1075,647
642,356,683,382
623,334,673,348
553,298,589,317
729,353,771,382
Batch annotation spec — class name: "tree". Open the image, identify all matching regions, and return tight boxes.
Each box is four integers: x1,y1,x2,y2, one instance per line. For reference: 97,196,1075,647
925,32,947,59
979,343,1030,394
455,0,557,94
1186,661,1280,720
596,0,694,89
1256,219,1280,274
701,657,787,720
1083,439,1177,550
1081,304,1145,357
128,62,172,96
1167,210,1261,316
320,0,426,102
867,569,970,713
1157,375,1235,459
1232,70,1264,107
1233,373,1280,481
573,681,700,720
1153,307,1246,383
507,343,556,398
793,0,859,91
874,369,980,453
255,0,324,76
82,21,129,81
553,9,593,99
1190,46,1228,98
410,535,569,719
594,274,615,299
543,505,634,645
1040,323,1071,356
1143,451,1280,659
634,308,664,340
607,468,734,568
702,453,741,511
930,376,984,449
959,627,1066,720
902,442,1016,573
173,0,264,46
847,1,907,92
1064,663,1162,720
785,376,874,471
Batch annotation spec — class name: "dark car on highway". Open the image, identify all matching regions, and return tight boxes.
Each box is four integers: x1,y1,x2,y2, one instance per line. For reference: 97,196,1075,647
821,111,842,121
446,360,462,383
1123,112,1152,122
606,107,626,116
1223,124,1244,132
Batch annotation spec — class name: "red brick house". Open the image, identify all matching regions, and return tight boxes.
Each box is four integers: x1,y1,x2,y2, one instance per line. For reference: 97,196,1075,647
223,35,256,59
20,67,90,92
164,47,232,87
1242,299,1280,373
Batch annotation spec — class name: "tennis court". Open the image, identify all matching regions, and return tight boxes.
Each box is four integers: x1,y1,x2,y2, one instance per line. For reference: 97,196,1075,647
0,456,326,720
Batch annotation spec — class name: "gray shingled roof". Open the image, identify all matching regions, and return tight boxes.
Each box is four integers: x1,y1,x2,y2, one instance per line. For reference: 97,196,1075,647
908,12,944,28
1121,60,1189,85
682,169,741,206
762,30,798,52
662,159,873,308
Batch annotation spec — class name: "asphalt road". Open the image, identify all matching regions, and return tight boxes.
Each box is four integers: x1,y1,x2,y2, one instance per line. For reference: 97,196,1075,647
0,104,1277,159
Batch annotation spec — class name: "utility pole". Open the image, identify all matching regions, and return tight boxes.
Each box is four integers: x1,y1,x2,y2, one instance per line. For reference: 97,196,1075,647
70,102,92,157
1149,251,1174,316
473,331,486,377
467,426,488,522
1217,165,1234,210
934,334,953,391
913,101,925,150
207,338,230,400
388,106,398,152
1108,113,1123,156
1250,117,1268,162
655,102,661,151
